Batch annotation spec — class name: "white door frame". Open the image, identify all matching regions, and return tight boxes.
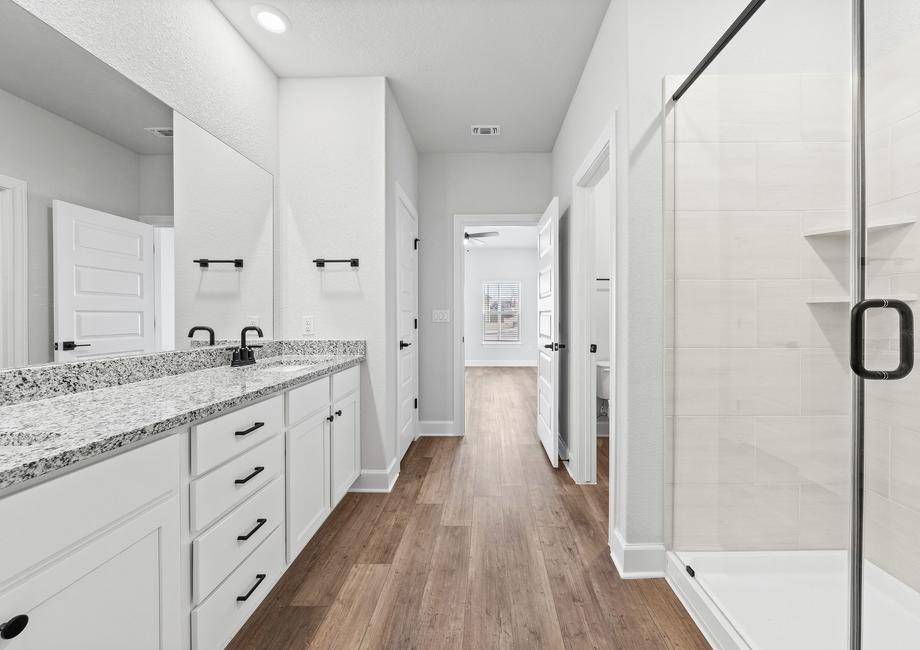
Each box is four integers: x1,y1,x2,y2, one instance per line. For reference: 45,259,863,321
569,116,617,485
0,174,28,367
452,213,541,436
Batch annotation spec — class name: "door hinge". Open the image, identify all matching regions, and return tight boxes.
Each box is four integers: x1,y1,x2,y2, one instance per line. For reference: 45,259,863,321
414,318,418,329
414,238,420,250
685,565,696,578
590,343,597,353
414,398,418,409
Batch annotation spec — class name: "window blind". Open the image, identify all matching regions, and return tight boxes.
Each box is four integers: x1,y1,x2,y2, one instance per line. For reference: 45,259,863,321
482,281,521,343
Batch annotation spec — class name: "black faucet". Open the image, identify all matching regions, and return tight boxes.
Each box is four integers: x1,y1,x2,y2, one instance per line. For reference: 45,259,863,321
187,326,215,346
232,326,264,367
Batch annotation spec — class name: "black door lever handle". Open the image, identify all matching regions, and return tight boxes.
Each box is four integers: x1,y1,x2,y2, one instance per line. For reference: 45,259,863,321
400,340,411,350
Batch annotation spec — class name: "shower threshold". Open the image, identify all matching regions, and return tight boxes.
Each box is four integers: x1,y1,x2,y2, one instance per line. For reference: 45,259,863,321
669,550,920,649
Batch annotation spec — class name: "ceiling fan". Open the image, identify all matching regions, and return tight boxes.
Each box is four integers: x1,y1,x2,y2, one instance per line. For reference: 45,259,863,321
464,231,499,246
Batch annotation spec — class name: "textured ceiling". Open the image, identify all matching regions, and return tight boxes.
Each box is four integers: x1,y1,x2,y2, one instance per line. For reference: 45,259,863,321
213,0,610,153
0,0,172,155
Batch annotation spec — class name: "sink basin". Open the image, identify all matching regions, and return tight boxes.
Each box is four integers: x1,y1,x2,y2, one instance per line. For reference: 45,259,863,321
267,364,310,373
0,431,62,446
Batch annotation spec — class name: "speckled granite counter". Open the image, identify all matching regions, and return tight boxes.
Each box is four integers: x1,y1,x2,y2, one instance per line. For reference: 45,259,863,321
0,354,363,492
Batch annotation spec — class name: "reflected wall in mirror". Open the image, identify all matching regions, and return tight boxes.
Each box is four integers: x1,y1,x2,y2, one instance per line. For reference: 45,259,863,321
174,114,274,345
0,0,273,369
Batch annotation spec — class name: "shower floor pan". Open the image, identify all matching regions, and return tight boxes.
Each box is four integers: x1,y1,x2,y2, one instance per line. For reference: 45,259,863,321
675,550,920,650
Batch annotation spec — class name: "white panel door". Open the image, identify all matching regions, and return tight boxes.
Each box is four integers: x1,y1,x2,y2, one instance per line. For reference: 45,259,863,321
396,188,419,461
537,197,561,467
52,200,155,361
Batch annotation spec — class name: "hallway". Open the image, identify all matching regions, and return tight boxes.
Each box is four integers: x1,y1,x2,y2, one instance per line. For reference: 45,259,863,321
229,367,707,648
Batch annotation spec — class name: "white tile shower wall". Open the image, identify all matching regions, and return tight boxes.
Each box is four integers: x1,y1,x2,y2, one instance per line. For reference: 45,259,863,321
863,29,920,593
670,73,853,552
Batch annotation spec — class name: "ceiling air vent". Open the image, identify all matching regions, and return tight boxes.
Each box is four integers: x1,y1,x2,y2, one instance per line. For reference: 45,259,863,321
145,127,174,138
471,124,501,136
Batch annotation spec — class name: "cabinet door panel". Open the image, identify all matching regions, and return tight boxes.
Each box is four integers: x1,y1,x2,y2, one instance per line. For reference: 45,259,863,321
330,392,359,506
286,412,330,562
0,497,180,649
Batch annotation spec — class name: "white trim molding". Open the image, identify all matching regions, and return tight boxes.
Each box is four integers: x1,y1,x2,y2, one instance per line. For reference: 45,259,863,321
0,174,28,368
610,528,666,579
350,457,400,493
665,552,746,650
568,115,617,487
419,420,460,436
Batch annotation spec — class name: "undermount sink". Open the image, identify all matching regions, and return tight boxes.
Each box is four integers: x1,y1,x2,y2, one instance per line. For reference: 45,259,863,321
268,364,310,373
0,431,62,446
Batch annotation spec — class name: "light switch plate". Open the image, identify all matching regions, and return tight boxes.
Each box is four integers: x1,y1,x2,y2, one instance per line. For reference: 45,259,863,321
302,316,315,336
432,309,450,323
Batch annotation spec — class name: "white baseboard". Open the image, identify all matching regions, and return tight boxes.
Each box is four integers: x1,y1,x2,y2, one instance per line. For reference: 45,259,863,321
665,552,746,650
419,420,461,436
464,360,537,367
349,456,399,493
610,528,666,578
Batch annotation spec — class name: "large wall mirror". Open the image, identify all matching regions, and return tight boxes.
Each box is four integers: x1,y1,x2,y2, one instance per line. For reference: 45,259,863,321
0,0,273,369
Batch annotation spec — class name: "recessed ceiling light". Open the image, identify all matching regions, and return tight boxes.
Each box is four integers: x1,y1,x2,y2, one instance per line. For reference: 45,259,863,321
251,4,290,34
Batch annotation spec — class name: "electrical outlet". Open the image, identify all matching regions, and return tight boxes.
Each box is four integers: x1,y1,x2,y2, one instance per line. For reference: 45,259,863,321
246,315,260,327
302,316,315,337
432,309,450,323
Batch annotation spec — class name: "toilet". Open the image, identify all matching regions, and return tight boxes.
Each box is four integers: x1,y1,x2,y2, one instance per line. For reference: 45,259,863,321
596,360,610,400
596,361,611,437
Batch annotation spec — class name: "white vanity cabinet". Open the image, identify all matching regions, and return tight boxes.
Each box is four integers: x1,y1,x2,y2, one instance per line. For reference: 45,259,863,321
285,366,361,562
0,362,363,650
0,436,182,649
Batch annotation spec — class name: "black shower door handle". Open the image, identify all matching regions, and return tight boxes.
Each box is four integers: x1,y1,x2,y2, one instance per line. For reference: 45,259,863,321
850,299,914,380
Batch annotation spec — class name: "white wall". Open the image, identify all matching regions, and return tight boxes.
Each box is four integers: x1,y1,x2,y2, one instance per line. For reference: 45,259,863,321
464,245,538,367
12,0,278,174
418,153,552,427
280,77,413,487
0,87,142,364
138,154,174,218
385,81,420,471
173,113,273,344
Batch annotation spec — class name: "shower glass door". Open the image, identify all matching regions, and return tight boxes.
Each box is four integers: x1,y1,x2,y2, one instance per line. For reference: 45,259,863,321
860,0,920,645
665,0,854,647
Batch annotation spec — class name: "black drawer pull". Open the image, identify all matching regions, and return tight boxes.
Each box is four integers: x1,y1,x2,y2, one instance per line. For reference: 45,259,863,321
235,466,265,485
0,614,28,639
236,574,267,602
237,518,267,541
235,422,265,437
335,409,343,417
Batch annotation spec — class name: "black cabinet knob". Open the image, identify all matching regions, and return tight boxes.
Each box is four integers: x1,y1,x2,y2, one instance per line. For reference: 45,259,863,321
0,614,29,639
326,415,334,422
335,410,343,417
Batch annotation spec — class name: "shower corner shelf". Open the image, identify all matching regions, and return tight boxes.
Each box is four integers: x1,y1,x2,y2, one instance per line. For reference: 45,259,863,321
802,215,917,238
806,294,919,305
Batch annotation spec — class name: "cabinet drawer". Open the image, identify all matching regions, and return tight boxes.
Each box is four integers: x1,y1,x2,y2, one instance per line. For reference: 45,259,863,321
287,376,330,426
190,435,282,533
192,527,284,650
192,476,283,605
191,396,282,477
332,365,360,401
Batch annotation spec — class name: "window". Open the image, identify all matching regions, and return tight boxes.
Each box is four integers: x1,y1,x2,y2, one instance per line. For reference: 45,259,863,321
481,281,521,343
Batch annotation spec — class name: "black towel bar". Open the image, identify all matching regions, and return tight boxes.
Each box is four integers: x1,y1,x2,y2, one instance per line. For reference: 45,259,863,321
193,259,244,268
313,258,359,268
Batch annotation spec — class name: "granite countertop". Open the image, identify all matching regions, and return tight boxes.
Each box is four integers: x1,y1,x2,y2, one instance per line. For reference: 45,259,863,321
0,354,364,492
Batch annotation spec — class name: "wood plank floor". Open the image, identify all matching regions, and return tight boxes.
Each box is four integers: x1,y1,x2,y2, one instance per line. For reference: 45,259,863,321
229,366,709,649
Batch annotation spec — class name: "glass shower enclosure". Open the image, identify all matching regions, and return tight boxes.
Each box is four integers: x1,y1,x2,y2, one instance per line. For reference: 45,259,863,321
664,0,920,648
